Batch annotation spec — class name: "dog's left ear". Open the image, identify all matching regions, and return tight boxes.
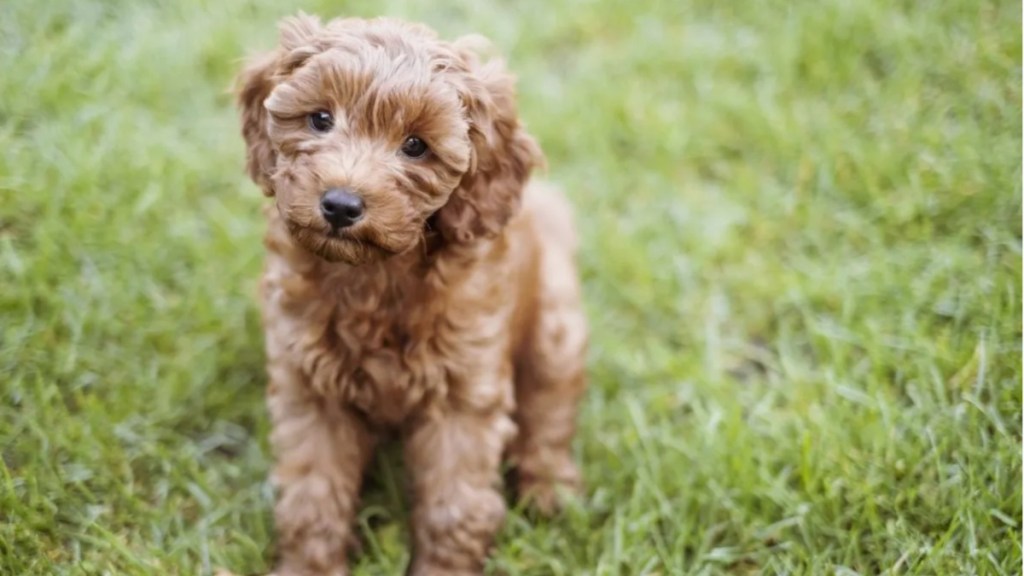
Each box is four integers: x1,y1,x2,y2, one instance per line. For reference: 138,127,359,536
433,38,544,243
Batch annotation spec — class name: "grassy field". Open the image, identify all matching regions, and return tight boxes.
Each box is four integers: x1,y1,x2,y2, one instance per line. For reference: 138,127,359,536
1,0,1020,574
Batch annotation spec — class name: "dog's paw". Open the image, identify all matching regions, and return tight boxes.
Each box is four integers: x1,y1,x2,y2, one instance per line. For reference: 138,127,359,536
516,464,582,516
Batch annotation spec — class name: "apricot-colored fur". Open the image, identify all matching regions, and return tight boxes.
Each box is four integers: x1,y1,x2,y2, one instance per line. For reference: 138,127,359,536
235,13,588,576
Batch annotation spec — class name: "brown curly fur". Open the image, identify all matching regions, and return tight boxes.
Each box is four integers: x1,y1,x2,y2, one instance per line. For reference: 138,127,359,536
235,13,588,576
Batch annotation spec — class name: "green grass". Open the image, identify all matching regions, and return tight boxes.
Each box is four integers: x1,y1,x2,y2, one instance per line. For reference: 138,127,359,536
0,0,1020,574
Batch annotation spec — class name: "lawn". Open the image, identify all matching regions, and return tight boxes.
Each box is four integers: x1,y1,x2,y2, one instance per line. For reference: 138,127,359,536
0,0,1020,574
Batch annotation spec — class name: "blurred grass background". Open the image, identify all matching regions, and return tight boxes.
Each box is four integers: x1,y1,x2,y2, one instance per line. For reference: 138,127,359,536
0,0,1020,574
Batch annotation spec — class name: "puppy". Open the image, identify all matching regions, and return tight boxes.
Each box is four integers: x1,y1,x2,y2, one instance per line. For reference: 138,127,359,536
236,13,587,575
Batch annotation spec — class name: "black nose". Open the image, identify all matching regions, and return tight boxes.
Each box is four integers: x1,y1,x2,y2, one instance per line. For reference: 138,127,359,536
320,188,365,229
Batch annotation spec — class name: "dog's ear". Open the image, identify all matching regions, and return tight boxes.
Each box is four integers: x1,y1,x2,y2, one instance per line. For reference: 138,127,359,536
236,51,280,196
235,13,323,196
433,38,544,243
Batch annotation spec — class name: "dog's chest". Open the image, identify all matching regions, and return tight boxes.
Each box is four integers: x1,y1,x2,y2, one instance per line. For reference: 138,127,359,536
263,239,513,427
293,271,450,425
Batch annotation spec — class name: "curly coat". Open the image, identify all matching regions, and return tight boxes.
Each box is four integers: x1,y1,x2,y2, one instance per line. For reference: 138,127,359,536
236,14,587,576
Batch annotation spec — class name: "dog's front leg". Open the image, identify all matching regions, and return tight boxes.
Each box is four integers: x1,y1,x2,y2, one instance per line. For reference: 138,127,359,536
403,401,515,576
267,374,376,576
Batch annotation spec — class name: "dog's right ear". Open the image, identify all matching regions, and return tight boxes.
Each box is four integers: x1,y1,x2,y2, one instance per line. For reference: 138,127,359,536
236,50,280,196
235,13,323,196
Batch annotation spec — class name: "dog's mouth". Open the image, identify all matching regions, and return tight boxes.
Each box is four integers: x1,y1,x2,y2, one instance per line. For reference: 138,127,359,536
285,220,399,265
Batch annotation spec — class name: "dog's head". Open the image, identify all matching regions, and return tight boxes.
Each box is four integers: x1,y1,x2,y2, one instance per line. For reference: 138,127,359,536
236,14,542,264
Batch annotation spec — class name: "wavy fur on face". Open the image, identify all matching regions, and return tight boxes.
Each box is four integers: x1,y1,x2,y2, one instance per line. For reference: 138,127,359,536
237,14,542,263
235,14,586,576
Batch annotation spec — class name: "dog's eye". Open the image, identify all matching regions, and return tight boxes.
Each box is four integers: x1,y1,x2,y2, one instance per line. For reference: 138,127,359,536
308,110,334,132
400,136,429,158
